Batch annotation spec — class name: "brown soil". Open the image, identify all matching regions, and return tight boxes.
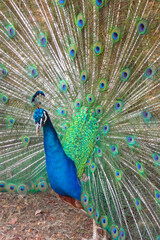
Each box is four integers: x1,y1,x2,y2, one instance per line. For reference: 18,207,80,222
0,191,111,240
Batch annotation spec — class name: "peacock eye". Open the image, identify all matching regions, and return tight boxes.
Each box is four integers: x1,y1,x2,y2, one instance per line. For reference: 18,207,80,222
137,20,148,34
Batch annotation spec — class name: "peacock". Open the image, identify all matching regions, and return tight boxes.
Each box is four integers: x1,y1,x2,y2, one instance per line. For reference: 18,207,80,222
0,0,160,239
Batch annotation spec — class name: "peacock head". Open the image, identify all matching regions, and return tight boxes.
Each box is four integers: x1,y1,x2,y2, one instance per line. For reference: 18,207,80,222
32,91,47,136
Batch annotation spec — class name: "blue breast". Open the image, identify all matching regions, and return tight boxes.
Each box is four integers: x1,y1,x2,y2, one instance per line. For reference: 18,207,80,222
43,115,81,201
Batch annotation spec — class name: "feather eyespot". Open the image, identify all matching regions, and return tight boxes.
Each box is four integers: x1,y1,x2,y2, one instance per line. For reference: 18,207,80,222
59,80,68,92
81,193,89,206
111,225,119,239
0,65,8,78
98,79,108,91
126,135,136,146
111,27,121,43
100,216,108,229
135,198,141,210
111,145,119,155
137,20,148,34
114,100,123,112
38,181,47,192
7,184,17,193
81,70,88,83
39,33,47,47
58,107,67,116
136,162,144,174
6,25,16,38
86,94,95,104
95,105,103,116
17,184,28,195
58,0,67,7
28,66,38,78
155,190,160,203
74,99,82,110
115,170,122,181
93,42,103,56
144,66,157,79
90,162,97,173
68,44,77,59
119,228,126,240
94,0,105,9
76,13,86,30
120,68,131,81
0,181,6,191
94,210,99,222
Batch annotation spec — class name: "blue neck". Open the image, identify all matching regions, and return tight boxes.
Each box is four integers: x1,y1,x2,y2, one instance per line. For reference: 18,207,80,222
43,114,81,201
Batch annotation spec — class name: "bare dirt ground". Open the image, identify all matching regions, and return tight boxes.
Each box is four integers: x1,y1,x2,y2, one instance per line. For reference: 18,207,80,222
0,191,110,240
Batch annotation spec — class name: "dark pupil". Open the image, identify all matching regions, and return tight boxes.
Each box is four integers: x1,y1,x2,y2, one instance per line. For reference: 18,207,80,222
97,0,102,4
137,201,139,205
59,0,64,3
20,187,24,191
129,137,132,142
41,184,44,188
82,75,86,80
96,46,100,52
103,219,106,223
155,155,158,161
71,49,75,55
10,28,13,35
138,164,141,169
113,229,116,234
104,126,107,130
3,97,6,101
147,68,152,76
139,23,145,31
32,69,35,75
117,172,119,176
84,198,87,202
2,69,6,75
89,98,92,101
101,83,104,88
144,112,148,117
0,184,4,188
117,103,120,108
157,193,160,198
41,37,46,44
77,102,80,106
121,232,124,237
98,149,101,153
112,147,116,151
123,72,127,78
10,186,14,190
79,20,83,26
62,85,66,89
89,208,92,212
113,32,118,39
98,109,101,113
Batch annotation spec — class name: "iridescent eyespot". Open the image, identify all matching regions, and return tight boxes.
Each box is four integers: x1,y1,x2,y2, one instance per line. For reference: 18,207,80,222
39,33,47,47
87,158,92,166
111,27,121,43
96,135,100,141
90,162,97,173
93,42,103,56
28,66,38,78
76,13,86,30
97,148,102,157
58,0,67,7
80,70,88,83
94,210,100,222
88,206,94,216
21,136,30,147
7,184,17,193
155,190,160,203
144,66,157,79
114,100,123,112
115,170,122,181
62,122,69,131
6,25,16,38
38,181,47,192
0,181,6,191
98,79,108,91
58,107,67,116
59,80,68,92
136,162,144,174
103,122,110,134
74,99,82,110
94,0,105,9
110,145,119,155
68,44,77,60
81,193,89,206
120,68,131,81
17,184,28,195
0,65,8,78
153,153,160,165
7,117,15,129
119,228,126,240
86,94,95,104
95,105,103,116
100,216,108,229
137,20,148,34
126,135,136,146
135,198,141,210
111,225,119,239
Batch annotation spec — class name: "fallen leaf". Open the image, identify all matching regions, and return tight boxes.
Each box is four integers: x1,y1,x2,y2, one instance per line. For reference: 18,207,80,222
8,218,18,225
35,209,43,216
